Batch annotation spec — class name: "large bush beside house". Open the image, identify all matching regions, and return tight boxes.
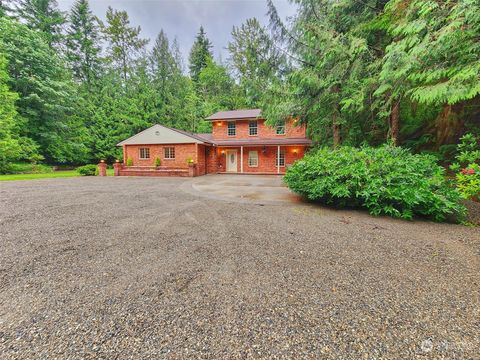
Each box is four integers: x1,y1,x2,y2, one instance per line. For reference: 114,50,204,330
77,164,98,176
284,146,465,222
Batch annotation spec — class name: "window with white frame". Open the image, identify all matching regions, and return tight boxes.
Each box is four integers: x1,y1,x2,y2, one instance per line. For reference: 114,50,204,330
139,147,150,159
249,120,258,136
164,147,175,159
227,121,236,136
276,148,285,167
276,120,286,135
248,151,258,167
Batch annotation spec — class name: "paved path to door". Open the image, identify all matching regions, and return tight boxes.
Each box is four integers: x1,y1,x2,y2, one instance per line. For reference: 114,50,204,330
184,174,302,204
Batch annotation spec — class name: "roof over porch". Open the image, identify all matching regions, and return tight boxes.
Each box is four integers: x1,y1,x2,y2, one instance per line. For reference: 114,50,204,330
199,137,312,146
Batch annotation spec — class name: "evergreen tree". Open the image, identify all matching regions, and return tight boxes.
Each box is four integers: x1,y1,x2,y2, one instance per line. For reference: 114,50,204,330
188,26,213,82
15,0,65,48
66,0,101,87
377,0,480,146
150,30,176,99
101,6,148,84
228,17,287,106
0,53,22,173
198,57,245,115
265,0,380,146
0,0,15,17
0,18,87,163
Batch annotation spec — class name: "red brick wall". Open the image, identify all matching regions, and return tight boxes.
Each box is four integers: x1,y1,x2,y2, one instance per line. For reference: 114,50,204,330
196,144,206,175
211,118,306,140
124,144,198,168
206,146,306,174
206,146,221,173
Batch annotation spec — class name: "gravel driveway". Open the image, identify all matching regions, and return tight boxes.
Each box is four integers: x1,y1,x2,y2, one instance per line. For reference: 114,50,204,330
0,176,479,358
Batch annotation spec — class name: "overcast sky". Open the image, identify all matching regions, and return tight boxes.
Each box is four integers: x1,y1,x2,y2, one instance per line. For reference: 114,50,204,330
57,0,296,63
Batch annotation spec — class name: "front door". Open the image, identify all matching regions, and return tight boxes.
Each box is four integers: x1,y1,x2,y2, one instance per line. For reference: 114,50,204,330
226,150,237,172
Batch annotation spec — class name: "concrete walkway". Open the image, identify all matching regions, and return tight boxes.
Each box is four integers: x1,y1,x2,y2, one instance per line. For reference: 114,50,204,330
184,174,302,204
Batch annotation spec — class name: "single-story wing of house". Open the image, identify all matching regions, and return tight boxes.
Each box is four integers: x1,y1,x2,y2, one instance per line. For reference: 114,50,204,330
114,109,312,177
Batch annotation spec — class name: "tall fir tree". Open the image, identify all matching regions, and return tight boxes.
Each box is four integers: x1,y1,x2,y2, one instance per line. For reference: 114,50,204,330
228,17,287,107
101,6,148,84
66,0,101,87
188,26,213,82
15,0,65,48
150,30,176,99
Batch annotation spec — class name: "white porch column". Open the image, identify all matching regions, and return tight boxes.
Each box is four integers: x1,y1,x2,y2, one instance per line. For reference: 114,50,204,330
277,145,280,174
240,146,244,173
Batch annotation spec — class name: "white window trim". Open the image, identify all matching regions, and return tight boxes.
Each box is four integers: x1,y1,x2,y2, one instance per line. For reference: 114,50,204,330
139,147,150,160
164,147,175,160
248,151,258,167
249,120,258,136
227,121,236,136
276,149,285,167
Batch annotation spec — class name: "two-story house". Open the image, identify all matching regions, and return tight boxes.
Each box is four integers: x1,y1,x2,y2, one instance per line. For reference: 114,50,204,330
115,109,311,177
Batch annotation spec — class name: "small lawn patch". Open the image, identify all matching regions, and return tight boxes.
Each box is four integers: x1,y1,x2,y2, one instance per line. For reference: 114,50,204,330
0,168,113,181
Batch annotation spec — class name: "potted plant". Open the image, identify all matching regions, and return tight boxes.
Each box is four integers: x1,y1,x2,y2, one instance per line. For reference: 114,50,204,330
154,157,161,168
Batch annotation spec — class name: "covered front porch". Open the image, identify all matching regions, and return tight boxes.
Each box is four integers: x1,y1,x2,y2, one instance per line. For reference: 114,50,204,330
207,145,306,174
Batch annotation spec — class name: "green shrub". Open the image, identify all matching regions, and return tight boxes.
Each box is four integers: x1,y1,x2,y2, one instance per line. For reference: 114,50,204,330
154,157,161,167
456,164,480,201
284,145,465,222
77,164,98,176
6,162,53,174
449,134,479,201
126,158,133,166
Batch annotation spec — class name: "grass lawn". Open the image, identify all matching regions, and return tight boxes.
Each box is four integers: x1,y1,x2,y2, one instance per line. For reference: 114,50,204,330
0,168,114,181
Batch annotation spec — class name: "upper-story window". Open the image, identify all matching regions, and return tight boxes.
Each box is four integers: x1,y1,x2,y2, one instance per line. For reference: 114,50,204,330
139,148,150,159
227,121,236,136
276,120,286,135
249,120,258,136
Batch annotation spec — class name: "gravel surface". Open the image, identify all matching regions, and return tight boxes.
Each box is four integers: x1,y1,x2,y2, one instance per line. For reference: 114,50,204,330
0,177,479,358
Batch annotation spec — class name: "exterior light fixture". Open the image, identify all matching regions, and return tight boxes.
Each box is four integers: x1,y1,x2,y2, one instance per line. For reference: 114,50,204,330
293,149,298,155
217,121,222,126
221,150,225,154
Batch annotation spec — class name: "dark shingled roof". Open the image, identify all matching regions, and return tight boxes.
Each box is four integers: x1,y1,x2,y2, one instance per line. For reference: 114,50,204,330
206,109,262,121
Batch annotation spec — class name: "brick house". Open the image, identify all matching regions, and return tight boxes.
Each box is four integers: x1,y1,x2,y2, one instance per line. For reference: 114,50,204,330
114,109,311,177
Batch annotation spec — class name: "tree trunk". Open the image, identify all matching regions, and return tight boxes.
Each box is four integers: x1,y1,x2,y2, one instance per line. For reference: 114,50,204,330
434,103,465,148
389,99,400,145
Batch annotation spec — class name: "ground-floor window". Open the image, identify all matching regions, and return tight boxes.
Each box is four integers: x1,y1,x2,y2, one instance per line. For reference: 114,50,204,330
276,148,285,167
139,147,150,159
248,151,258,167
164,147,175,159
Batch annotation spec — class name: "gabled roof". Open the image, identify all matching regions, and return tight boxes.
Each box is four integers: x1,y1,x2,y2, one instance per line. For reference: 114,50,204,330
206,109,262,121
116,124,211,146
